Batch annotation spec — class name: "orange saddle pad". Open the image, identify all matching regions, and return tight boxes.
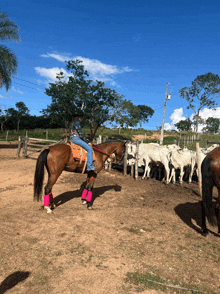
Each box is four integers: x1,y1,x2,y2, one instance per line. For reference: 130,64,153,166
67,141,96,162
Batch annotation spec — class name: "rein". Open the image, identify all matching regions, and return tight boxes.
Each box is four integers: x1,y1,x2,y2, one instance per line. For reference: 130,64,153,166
92,144,113,157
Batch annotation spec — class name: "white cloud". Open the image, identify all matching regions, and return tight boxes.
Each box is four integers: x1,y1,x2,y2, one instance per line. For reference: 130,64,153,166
0,94,8,99
190,107,220,132
41,53,67,62
165,107,220,132
35,67,69,82
40,53,133,84
190,107,220,120
12,86,24,95
164,108,186,130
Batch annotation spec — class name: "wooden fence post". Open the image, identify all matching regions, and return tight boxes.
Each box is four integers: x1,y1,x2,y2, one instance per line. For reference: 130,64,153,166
16,136,22,157
196,142,202,197
108,160,112,172
23,137,28,158
135,141,139,180
123,142,128,176
130,164,134,178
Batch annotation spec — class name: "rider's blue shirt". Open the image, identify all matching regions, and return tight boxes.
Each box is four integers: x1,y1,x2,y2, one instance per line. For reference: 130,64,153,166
71,121,88,143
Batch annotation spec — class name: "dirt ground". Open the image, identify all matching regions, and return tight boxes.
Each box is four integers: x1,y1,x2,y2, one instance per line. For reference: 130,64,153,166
0,141,220,294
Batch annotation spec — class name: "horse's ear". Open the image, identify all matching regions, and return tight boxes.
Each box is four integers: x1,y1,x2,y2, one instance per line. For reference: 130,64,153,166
122,140,127,149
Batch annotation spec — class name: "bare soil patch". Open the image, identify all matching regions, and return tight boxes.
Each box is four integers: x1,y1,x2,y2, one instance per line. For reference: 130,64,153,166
0,146,220,293
132,133,176,141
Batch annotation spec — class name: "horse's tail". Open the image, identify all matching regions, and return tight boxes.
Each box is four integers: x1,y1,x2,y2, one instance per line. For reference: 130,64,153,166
201,158,217,226
34,149,50,202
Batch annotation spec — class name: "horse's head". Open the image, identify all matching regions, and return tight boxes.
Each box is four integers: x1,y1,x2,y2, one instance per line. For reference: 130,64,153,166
112,141,127,162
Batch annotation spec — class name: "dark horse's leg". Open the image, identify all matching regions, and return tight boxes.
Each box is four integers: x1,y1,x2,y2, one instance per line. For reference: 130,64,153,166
81,171,97,210
201,157,215,236
43,171,63,213
201,200,208,236
215,190,220,234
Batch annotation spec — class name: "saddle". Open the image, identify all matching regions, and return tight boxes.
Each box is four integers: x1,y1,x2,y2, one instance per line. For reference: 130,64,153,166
67,141,96,164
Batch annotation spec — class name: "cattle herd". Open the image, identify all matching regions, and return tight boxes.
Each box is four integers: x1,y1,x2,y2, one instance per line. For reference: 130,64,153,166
127,142,219,184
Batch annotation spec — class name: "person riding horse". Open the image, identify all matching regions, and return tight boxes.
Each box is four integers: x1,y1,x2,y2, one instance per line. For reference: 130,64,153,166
70,113,98,172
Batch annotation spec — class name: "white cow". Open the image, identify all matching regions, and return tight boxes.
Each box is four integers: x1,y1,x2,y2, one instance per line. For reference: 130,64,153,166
193,144,219,177
127,142,181,183
140,147,171,183
168,148,196,184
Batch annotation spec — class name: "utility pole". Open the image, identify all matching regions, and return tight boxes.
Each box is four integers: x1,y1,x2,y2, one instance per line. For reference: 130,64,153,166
160,83,171,145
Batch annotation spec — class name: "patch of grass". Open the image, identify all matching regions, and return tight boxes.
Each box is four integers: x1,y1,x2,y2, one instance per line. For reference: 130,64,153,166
125,272,167,292
124,224,152,235
27,237,39,244
125,271,204,293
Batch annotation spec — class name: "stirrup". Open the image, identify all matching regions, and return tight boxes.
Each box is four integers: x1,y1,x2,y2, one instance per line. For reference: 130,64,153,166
87,167,99,172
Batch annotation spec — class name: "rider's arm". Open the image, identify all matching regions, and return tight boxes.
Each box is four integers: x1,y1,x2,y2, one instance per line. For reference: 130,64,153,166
76,121,89,143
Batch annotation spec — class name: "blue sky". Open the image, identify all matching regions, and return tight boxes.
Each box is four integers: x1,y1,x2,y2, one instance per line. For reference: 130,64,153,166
1,0,220,130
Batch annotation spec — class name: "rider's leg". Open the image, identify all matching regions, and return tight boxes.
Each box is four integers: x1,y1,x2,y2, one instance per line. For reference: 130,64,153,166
70,135,95,170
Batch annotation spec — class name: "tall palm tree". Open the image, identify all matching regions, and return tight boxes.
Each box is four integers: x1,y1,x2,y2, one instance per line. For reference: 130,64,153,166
0,12,20,91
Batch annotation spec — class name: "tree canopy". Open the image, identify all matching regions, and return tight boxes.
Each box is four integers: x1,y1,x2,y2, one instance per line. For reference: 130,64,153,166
175,118,192,132
6,101,29,131
43,59,125,138
43,59,154,138
0,12,20,91
203,117,220,133
112,100,154,128
179,72,220,133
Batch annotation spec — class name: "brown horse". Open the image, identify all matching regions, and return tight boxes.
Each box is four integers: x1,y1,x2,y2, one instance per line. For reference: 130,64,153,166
34,140,126,212
201,146,220,236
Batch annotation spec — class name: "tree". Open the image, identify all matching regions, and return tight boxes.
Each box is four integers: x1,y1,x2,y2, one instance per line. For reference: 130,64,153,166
203,117,220,133
0,13,20,91
43,59,124,138
135,105,154,128
191,115,205,132
175,118,192,132
6,102,29,131
179,72,220,133
112,100,154,129
0,108,7,132
113,99,139,128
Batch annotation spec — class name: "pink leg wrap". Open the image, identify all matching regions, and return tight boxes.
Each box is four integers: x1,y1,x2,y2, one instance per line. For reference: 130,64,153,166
44,194,50,206
49,192,53,202
81,189,88,200
87,191,92,202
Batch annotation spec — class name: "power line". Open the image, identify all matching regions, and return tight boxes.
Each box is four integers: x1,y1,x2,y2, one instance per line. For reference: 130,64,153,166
12,81,46,94
12,76,46,89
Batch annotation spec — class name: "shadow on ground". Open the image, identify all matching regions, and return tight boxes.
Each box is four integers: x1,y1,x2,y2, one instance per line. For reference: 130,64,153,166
0,271,30,294
175,201,220,237
54,184,122,207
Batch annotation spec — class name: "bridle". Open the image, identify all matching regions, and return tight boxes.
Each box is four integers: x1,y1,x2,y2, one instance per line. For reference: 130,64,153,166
92,145,113,157
92,141,126,162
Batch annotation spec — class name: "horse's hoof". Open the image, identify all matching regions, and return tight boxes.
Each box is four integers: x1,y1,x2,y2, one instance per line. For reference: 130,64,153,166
50,202,56,209
44,206,53,214
87,204,94,210
202,228,208,236
82,200,87,205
